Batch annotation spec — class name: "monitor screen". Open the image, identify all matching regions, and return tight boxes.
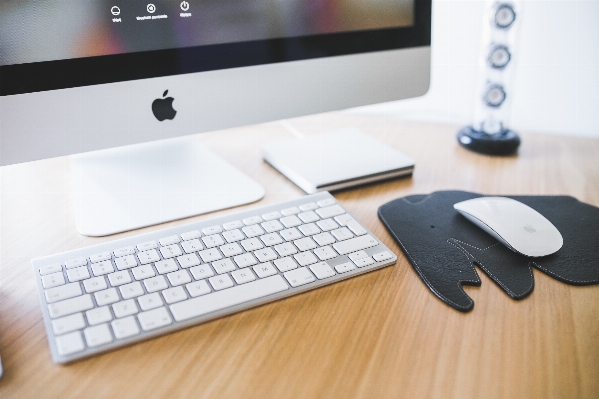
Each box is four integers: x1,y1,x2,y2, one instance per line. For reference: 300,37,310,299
0,0,428,96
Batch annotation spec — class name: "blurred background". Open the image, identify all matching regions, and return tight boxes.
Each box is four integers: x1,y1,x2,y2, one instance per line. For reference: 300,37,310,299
354,0,599,138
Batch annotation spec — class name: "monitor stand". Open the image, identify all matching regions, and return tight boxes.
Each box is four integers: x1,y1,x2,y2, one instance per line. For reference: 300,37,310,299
69,136,265,236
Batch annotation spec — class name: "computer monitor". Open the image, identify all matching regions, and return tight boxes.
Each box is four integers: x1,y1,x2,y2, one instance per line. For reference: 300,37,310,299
0,0,431,236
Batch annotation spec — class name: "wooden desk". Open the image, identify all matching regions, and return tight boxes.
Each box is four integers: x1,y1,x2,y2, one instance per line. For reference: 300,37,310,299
1,113,598,399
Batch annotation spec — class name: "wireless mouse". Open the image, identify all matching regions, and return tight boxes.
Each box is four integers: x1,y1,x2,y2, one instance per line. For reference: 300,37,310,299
453,196,563,257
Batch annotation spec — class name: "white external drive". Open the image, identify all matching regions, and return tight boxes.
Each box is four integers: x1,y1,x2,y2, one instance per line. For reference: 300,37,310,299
262,129,415,194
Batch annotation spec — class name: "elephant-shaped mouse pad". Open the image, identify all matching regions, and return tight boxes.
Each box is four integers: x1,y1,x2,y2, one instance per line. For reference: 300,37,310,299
378,191,599,312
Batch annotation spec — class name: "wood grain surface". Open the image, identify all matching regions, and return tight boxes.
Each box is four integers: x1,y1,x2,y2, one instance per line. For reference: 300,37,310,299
1,113,598,399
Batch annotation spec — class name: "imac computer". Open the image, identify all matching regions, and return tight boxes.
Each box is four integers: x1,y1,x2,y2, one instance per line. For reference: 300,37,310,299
0,0,431,236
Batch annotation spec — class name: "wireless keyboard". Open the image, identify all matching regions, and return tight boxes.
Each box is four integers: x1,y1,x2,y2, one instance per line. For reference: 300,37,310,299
32,192,397,364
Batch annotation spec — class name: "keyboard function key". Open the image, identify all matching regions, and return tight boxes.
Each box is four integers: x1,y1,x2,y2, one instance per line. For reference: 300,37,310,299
55,331,85,356
39,263,63,276
89,252,112,263
309,262,336,279
65,257,87,269
373,251,394,262
202,225,222,235
114,246,136,257
262,211,282,221
284,267,316,287
84,276,108,293
84,324,113,347
111,316,140,339
281,207,300,216
180,230,201,241
243,216,263,226
335,262,357,273
299,202,318,211
137,241,157,251
42,272,65,289
315,204,345,219
159,235,181,246
137,307,173,331
317,198,336,207
223,220,243,230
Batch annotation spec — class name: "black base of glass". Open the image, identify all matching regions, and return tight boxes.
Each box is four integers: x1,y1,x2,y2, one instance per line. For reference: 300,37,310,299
457,126,520,155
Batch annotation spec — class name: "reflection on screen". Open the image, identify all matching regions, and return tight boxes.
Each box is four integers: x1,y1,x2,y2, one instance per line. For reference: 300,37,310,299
0,0,413,66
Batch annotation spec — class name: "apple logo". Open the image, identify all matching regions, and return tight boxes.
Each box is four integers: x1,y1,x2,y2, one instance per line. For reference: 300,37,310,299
524,225,536,233
152,90,177,121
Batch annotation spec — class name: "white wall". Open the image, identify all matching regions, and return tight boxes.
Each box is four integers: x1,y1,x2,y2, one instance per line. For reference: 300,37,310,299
352,0,599,137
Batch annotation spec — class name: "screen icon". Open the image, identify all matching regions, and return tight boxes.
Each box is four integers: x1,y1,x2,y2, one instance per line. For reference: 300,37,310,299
180,1,190,11
111,6,121,16
147,4,156,13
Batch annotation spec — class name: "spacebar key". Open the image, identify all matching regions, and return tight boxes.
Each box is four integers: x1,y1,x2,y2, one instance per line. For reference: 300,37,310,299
170,275,289,322
333,234,378,255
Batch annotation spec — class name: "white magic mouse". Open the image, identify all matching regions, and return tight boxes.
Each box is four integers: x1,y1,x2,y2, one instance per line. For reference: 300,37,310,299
453,196,563,257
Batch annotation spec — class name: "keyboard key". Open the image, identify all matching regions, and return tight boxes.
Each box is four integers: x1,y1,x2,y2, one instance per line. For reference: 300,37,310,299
348,251,369,261
317,198,336,207
95,288,120,306
209,274,234,291
274,242,298,257
48,294,94,319
347,221,367,236
280,227,302,241
55,331,85,356
66,266,89,282
52,313,86,335
299,202,318,211
332,234,378,255
111,316,140,339
107,270,131,286
132,265,156,280
160,244,183,259
39,263,62,276
310,262,336,279
331,227,354,241
91,260,114,276
180,230,201,241
315,204,345,219
137,241,157,251
212,259,236,274
138,249,160,265
220,243,243,257
260,233,283,246
115,255,138,270
254,247,278,263
354,257,375,268
261,220,284,233
159,235,181,246
335,262,357,273
162,286,188,304
65,257,87,269
114,246,135,257
274,257,297,272
177,253,201,268
294,237,317,251
186,280,211,297
243,216,263,225
233,253,257,268
314,246,337,261
42,272,65,289
313,232,336,246
202,225,222,235
144,276,168,293
242,225,264,238
231,268,256,284
155,259,178,274
89,252,112,263
190,264,215,280
299,223,321,236
284,267,316,287
281,207,300,216
84,324,113,347
45,282,82,303
198,248,222,263
119,281,145,299
298,211,319,223
253,262,278,278
112,299,139,318
317,218,339,232
223,229,245,243
294,251,318,267
334,214,354,226
240,237,264,252
280,215,302,228
138,307,172,331
262,211,282,221
181,239,204,254
167,270,192,286
86,306,112,325
223,220,243,230
138,293,163,311
170,275,289,322
202,234,225,248
84,276,108,293
373,251,394,262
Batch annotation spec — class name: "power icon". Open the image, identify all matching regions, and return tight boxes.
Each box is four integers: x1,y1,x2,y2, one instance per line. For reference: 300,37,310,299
180,1,190,11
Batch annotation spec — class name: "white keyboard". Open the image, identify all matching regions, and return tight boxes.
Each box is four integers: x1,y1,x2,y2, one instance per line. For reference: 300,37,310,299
32,192,397,364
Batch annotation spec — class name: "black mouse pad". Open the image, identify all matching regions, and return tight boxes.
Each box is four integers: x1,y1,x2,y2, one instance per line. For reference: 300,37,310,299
378,191,599,312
